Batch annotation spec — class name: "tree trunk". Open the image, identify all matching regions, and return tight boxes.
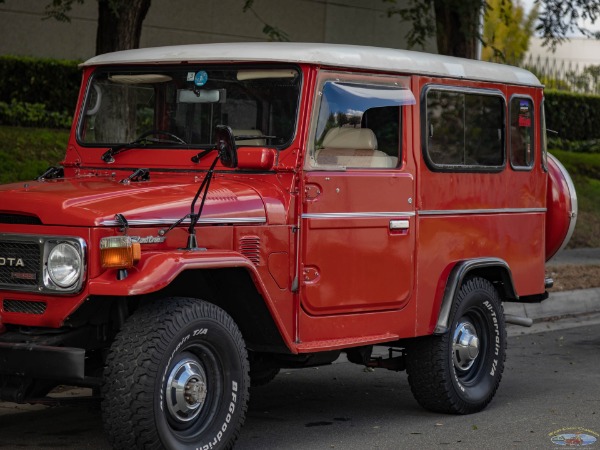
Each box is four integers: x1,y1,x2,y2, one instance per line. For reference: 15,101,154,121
96,0,152,55
433,0,482,59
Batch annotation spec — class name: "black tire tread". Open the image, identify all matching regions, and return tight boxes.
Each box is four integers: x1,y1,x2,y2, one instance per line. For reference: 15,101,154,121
406,277,506,414
102,297,249,450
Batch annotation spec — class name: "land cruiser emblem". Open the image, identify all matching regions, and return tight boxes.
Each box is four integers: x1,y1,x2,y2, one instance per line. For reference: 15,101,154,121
130,235,166,244
0,257,24,267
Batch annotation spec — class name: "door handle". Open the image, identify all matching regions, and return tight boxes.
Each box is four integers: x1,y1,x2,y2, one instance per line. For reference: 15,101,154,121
389,219,410,230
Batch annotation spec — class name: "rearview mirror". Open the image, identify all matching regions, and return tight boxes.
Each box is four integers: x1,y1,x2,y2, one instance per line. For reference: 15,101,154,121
178,89,225,103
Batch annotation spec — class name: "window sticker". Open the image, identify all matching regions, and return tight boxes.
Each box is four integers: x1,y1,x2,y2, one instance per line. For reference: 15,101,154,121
187,72,195,81
194,71,208,87
519,99,531,127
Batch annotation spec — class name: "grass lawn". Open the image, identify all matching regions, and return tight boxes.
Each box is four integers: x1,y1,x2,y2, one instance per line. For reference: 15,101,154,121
0,125,68,184
0,126,597,248
550,150,600,248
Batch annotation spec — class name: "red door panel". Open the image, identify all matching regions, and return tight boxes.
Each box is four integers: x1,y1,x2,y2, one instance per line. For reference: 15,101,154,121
301,172,415,315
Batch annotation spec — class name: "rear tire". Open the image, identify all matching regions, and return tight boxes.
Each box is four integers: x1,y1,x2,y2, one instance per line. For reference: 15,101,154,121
102,297,249,449
406,277,506,414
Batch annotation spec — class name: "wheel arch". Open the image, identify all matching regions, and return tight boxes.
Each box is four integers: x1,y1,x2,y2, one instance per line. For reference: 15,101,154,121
147,267,292,355
433,258,517,335
87,251,295,354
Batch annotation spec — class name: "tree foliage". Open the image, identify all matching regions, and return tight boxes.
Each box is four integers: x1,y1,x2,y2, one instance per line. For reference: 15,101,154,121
43,0,151,55
537,0,600,50
482,0,538,63
43,0,86,22
16,0,600,59
242,0,289,41
385,0,600,58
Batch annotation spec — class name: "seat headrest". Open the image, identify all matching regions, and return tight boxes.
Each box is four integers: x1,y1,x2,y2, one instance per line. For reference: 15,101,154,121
233,129,265,145
322,127,378,150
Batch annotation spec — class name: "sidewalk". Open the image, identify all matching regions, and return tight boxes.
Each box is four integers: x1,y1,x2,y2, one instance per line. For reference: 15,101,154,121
505,247,600,325
505,287,600,323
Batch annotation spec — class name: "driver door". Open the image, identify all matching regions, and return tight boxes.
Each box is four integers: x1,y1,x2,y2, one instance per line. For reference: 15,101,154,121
300,71,416,316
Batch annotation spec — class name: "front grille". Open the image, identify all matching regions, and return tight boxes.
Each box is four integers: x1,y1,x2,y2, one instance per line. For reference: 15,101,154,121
3,299,47,315
0,240,40,287
0,214,42,225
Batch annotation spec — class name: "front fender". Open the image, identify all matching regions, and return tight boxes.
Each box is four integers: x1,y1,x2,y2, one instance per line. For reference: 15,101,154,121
88,249,261,296
88,249,297,353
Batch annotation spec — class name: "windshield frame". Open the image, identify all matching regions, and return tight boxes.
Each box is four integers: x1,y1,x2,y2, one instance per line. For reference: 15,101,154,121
75,63,303,152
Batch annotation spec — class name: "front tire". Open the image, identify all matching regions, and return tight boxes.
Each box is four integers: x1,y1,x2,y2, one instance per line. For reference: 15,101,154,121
102,297,250,450
406,277,506,414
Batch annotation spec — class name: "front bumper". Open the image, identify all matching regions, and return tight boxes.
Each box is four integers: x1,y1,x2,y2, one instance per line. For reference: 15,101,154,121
0,342,85,381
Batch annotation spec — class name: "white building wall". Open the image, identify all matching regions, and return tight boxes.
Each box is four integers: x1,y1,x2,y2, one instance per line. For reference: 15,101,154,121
526,37,600,72
0,0,437,60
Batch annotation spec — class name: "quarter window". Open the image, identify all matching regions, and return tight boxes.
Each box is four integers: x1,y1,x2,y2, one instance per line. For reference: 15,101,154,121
424,88,505,170
541,99,548,172
510,97,534,169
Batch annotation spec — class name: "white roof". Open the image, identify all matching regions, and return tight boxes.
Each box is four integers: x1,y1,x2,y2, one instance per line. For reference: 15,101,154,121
81,42,542,87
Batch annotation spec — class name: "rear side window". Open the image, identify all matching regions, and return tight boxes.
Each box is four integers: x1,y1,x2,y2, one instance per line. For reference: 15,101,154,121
424,87,505,171
509,97,534,169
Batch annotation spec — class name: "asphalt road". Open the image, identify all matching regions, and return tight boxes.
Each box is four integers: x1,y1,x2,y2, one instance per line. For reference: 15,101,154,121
1,320,599,450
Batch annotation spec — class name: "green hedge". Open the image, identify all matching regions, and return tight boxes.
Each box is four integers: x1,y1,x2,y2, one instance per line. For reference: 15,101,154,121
0,99,73,129
0,55,80,129
545,90,600,142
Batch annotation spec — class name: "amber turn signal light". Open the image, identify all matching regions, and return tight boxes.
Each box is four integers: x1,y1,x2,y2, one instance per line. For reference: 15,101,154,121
100,236,141,269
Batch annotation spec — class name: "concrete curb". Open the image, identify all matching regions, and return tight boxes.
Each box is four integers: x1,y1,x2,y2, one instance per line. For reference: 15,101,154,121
504,287,600,322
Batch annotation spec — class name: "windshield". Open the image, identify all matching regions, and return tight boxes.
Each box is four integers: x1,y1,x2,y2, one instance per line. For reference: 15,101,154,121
78,66,301,148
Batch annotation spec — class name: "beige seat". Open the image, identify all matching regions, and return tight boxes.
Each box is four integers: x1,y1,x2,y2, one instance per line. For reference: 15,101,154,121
233,129,265,146
316,127,396,168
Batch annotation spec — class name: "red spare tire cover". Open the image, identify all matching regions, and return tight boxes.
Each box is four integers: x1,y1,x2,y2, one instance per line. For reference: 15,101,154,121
545,153,578,261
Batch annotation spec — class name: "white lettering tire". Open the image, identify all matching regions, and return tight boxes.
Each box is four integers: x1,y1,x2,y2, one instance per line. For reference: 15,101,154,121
406,277,506,414
102,297,250,449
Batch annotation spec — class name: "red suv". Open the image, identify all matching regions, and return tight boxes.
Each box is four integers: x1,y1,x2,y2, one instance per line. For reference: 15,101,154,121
0,43,577,449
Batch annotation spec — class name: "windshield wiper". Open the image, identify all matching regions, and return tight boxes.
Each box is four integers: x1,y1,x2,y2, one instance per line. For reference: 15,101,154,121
102,130,187,163
102,142,146,164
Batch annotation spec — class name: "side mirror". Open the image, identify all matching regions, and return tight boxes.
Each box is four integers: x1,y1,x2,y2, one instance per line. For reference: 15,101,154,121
215,125,238,168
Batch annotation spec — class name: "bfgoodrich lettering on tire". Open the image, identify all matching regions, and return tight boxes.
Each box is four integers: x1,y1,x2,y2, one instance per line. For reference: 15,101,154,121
102,297,250,449
406,277,506,414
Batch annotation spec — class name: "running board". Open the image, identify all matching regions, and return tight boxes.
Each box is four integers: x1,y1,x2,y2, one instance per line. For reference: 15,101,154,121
505,314,533,327
295,333,399,353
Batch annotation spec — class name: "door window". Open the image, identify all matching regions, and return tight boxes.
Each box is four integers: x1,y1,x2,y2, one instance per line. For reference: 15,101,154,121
309,73,414,169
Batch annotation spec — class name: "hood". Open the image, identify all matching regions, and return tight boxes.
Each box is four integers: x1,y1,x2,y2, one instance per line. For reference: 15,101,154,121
0,175,269,227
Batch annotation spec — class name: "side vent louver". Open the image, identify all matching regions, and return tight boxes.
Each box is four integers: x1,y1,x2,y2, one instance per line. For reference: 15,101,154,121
239,236,261,266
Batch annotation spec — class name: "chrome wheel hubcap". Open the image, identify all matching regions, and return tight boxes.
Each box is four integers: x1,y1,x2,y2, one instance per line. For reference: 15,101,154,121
452,321,480,371
166,357,207,423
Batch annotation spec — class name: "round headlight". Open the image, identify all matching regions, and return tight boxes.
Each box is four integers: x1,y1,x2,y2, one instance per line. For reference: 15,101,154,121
48,243,82,288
